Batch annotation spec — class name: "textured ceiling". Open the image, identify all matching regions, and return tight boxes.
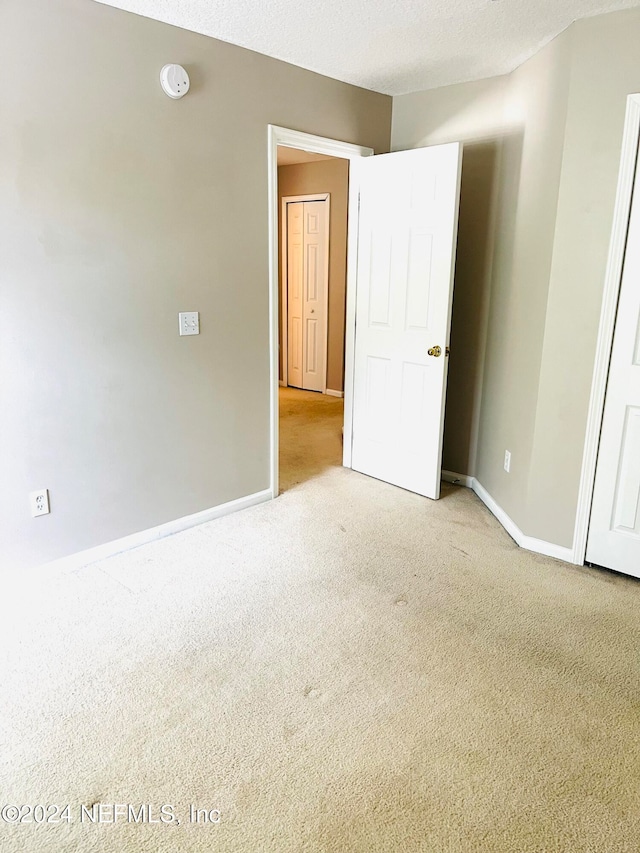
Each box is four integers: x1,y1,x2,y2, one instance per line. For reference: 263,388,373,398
94,0,640,95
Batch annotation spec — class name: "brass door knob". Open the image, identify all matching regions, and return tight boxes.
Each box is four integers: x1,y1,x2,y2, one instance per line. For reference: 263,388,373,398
428,345,442,357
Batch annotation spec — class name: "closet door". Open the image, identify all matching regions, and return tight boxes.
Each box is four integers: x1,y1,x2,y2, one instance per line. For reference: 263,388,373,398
287,202,304,389
287,199,329,391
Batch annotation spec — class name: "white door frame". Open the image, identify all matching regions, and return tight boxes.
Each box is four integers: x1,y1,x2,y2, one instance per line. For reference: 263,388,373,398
281,193,330,391
268,125,374,497
573,93,640,565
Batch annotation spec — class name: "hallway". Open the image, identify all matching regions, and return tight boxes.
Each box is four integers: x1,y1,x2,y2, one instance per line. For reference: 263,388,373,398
279,387,344,491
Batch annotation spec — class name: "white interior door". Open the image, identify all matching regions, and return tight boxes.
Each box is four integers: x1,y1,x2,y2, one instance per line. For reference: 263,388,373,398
286,199,329,392
587,147,640,577
350,143,462,500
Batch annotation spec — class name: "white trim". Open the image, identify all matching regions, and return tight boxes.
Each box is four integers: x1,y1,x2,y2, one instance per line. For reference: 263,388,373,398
268,125,374,497
280,193,330,392
38,488,273,572
271,126,373,161
325,389,344,398
572,93,640,566
282,194,331,202
472,479,574,563
441,471,574,563
342,156,364,469
441,469,474,488
281,196,288,387
268,128,281,501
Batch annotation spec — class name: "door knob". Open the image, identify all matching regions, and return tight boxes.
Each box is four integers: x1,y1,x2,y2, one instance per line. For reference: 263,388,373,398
310,309,315,314
428,345,442,357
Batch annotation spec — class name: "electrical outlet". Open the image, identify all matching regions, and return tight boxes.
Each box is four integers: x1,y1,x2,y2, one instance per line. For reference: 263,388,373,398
30,489,50,517
179,312,200,336
504,450,511,473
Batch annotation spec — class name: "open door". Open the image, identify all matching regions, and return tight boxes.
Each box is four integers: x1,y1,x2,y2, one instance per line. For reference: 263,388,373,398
349,143,462,499
587,134,640,578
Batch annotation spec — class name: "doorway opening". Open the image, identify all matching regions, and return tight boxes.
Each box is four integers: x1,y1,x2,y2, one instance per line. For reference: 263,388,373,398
268,126,462,505
277,147,348,491
268,126,373,498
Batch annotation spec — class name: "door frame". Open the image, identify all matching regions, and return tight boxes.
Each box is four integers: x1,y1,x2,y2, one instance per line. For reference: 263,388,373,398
573,93,640,565
280,193,330,391
268,125,374,497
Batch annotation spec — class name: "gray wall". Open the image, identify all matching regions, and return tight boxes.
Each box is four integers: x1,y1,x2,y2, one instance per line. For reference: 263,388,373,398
393,8,640,549
526,10,640,544
0,0,391,569
278,158,350,393
392,76,509,478
393,31,575,527
7,0,640,566
474,30,572,533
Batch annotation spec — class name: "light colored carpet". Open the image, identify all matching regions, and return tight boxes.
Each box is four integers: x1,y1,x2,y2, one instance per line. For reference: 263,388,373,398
1,389,640,852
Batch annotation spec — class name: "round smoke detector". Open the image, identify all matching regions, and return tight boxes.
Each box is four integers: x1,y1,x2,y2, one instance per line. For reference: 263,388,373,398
160,64,190,99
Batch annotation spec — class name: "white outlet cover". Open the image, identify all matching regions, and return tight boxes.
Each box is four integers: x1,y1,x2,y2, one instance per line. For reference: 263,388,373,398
179,312,200,336
30,489,50,517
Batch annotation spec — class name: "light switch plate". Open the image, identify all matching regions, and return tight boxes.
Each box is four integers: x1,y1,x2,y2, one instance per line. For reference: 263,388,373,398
179,312,199,336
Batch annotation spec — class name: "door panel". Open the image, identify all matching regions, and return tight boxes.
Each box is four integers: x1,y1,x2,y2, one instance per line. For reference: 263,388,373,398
365,356,392,443
350,143,462,500
369,237,393,326
306,318,318,375
405,233,433,330
587,144,640,576
612,407,640,532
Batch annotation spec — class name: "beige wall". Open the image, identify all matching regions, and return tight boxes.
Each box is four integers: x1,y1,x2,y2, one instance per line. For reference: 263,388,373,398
525,9,640,544
278,159,349,393
392,28,574,522
394,8,640,549
391,76,509,477
0,0,391,569
474,30,572,531
7,0,639,567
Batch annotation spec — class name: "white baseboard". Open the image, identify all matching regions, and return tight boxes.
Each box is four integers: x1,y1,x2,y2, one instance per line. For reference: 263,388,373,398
442,470,474,488
280,383,343,397
442,471,577,564
40,488,273,572
471,479,575,562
